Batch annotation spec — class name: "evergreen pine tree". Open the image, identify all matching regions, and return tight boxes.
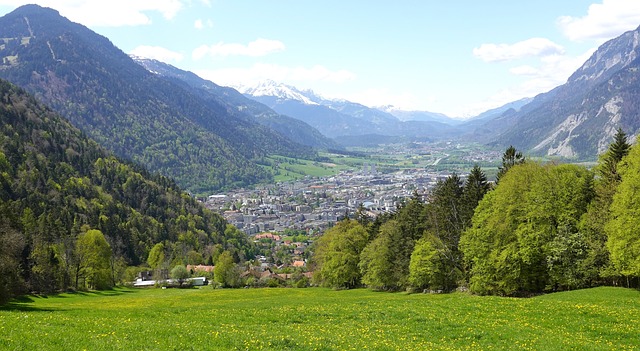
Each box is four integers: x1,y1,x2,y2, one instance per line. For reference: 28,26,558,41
461,165,490,228
496,146,524,183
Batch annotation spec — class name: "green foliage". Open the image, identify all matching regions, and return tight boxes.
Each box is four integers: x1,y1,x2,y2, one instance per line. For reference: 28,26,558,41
170,265,190,287
75,229,111,290
147,243,165,270
420,174,469,291
0,211,25,304
579,129,631,284
496,145,524,183
409,233,450,291
460,162,594,295
312,219,368,289
461,165,491,228
606,142,640,279
0,79,254,297
598,128,630,185
214,251,241,288
359,220,399,290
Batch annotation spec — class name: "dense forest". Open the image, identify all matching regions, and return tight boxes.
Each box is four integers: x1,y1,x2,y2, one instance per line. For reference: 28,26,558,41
312,131,639,295
0,80,255,303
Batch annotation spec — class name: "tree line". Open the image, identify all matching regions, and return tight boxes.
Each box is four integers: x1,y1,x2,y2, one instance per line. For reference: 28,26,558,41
312,130,638,295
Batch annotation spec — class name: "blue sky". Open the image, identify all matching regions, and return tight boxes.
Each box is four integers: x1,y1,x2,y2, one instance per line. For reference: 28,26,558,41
1,1,640,117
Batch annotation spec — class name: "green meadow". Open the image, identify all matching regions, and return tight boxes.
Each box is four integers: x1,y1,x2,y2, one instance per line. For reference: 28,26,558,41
1,287,639,350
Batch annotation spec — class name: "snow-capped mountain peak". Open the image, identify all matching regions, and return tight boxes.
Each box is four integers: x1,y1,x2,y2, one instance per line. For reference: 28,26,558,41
237,80,319,105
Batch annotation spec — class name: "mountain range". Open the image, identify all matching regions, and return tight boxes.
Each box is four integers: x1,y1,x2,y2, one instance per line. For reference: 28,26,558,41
236,80,461,141
238,24,640,160
131,57,340,151
1,3,640,197
0,5,320,194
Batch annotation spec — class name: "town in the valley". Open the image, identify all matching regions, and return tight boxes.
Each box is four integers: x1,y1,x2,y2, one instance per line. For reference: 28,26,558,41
201,163,467,270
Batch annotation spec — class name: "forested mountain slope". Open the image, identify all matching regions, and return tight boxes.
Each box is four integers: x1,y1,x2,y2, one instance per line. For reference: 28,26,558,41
0,79,253,300
0,4,314,194
133,57,340,150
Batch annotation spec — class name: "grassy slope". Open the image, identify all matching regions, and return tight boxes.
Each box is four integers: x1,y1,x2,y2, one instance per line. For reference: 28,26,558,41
1,287,639,350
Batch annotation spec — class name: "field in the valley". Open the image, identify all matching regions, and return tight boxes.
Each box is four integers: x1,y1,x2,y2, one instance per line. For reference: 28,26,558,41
1,287,639,350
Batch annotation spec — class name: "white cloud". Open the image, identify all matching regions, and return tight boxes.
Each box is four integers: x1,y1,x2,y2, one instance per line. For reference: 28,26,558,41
0,0,184,26
473,38,565,62
194,63,355,87
558,0,640,42
129,45,184,63
194,18,213,30
192,39,286,59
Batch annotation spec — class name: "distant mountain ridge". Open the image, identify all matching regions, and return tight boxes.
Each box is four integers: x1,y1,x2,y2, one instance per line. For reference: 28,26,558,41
132,58,340,150
239,80,460,143
377,105,463,125
0,4,316,193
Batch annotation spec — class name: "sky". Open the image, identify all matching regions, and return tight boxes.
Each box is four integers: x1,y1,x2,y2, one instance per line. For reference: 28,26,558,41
1,1,640,118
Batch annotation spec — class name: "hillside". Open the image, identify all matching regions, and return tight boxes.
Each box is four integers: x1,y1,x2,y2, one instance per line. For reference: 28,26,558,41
132,57,340,150
0,5,314,193
0,79,253,298
485,25,640,159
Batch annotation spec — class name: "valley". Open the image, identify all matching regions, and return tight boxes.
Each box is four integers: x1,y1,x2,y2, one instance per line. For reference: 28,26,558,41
210,142,502,239
1,1,640,323
3,2,640,350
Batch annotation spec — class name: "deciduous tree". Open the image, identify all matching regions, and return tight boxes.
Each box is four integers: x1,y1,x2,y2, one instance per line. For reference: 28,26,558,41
460,163,593,295
606,142,640,284
359,220,399,290
579,128,630,284
75,229,112,290
312,219,368,289
171,265,190,287
214,250,241,288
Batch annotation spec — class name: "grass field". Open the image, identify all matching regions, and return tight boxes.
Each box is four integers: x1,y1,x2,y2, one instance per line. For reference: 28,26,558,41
1,287,639,350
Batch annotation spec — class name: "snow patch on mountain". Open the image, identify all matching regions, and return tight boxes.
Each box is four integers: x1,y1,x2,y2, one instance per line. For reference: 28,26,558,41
236,80,320,105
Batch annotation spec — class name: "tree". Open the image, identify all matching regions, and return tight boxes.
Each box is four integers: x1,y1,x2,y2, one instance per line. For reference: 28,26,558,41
461,165,490,228
606,142,640,284
576,129,630,285
460,163,593,295
421,174,466,290
214,251,241,288
170,265,190,287
496,146,524,183
599,128,631,185
312,219,368,289
359,220,399,290
75,229,112,290
147,242,165,269
409,233,451,291
0,215,25,304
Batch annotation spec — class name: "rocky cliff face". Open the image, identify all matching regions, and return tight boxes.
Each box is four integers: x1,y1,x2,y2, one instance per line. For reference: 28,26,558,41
489,25,640,159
